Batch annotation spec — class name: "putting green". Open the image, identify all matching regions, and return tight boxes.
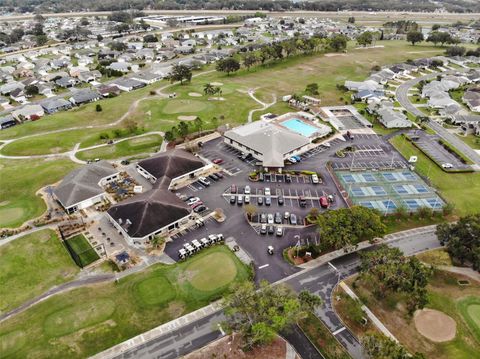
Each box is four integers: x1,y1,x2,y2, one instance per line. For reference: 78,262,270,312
185,252,237,291
162,99,208,114
0,207,25,227
135,276,176,306
0,330,26,357
43,298,115,337
458,296,480,341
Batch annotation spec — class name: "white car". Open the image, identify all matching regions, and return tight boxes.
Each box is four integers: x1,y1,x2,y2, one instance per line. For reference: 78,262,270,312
244,185,251,194
267,213,274,224
442,163,453,169
244,195,250,204
264,187,271,196
289,157,297,163
311,174,319,184
187,197,201,206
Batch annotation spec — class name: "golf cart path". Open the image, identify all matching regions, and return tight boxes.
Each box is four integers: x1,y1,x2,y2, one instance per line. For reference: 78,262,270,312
247,89,277,122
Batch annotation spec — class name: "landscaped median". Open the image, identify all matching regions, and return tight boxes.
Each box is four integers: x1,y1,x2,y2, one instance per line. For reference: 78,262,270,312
0,245,252,359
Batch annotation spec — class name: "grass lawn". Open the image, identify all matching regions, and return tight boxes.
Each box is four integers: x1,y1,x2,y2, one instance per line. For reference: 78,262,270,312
298,312,351,359
0,158,78,228
0,245,251,359
0,41,445,157
382,215,448,234
416,248,453,267
76,134,163,161
456,133,480,150
0,229,78,313
342,270,480,359
66,234,100,268
457,296,480,342
389,135,480,216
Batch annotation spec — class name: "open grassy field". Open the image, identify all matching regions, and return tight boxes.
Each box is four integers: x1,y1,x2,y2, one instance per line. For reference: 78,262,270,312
0,245,251,359
0,41,445,157
0,158,78,228
76,134,163,161
343,269,480,359
0,229,78,313
390,134,480,216
456,133,480,150
65,234,100,268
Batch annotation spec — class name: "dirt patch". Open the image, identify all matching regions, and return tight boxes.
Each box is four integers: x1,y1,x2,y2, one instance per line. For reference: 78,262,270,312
0,201,10,206
177,115,197,121
210,82,223,86
167,301,186,318
185,334,295,359
414,309,457,342
188,92,202,97
324,53,346,57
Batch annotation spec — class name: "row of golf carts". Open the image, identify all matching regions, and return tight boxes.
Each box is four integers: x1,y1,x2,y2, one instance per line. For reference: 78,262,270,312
178,233,224,260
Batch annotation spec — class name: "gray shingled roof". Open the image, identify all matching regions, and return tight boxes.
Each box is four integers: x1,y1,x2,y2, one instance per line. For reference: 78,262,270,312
224,121,310,167
138,149,204,180
107,187,190,238
54,161,117,208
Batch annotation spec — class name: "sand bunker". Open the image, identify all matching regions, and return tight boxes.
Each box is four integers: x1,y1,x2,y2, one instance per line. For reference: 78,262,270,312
210,82,223,86
188,92,202,97
177,115,197,121
414,309,457,342
324,53,346,57
208,97,225,101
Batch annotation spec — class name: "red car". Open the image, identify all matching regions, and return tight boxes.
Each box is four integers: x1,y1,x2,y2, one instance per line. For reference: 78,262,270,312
320,196,329,208
212,158,223,164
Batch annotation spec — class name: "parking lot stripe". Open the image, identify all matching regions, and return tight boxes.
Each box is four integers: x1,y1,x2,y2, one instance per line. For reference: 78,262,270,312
258,264,270,269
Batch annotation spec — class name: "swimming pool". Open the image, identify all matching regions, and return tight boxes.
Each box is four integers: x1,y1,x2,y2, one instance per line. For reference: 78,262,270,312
281,118,318,137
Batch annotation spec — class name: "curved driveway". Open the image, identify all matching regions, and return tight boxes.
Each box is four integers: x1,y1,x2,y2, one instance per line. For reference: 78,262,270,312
395,72,480,167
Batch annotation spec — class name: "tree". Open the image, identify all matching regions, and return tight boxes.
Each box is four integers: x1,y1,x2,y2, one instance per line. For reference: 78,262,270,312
35,34,48,46
33,13,45,23
242,53,257,70
178,121,189,138
298,290,323,311
329,34,348,52
170,64,192,84
305,83,319,95
32,22,44,36
436,214,480,271
97,34,104,42
357,31,374,47
244,204,257,220
407,31,424,46
316,206,386,250
143,34,158,42
362,333,425,359
216,57,240,75
24,85,39,96
432,24,441,31
348,16,355,24
96,104,102,112
194,116,203,135
151,236,166,249
80,17,89,26
164,131,175,142
223,280,321,349
427,31,452,46
203,83,215,96
110,41,127,51
445,45,466,57
359,245,433,313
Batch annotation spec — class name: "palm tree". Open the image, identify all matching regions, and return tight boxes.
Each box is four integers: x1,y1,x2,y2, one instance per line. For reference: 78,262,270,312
203,83,215,96
194,116,203,136
151,236,166,248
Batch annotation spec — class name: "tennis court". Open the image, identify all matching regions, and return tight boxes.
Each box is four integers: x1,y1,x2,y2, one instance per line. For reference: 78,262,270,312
64,234,100,268
335,169,444,214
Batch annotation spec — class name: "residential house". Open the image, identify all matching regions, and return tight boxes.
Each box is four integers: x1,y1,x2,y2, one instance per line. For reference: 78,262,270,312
96,84,121,97
41,98,73,114
463,87,480,112
131,71,162,84
0,115,17,129
69,88,100,105
78,70,101,83
56,76,79,88
12,104,45,121
111,78,146,92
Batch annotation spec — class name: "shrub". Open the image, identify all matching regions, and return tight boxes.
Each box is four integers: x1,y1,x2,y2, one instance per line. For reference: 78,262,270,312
95,104,102,112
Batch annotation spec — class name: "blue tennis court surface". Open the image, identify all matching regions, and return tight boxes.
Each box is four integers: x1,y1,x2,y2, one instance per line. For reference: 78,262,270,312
335,169,444,214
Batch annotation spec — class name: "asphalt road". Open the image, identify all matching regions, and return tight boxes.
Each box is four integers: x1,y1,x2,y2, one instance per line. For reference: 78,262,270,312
112,228,441,359
395,71,480,167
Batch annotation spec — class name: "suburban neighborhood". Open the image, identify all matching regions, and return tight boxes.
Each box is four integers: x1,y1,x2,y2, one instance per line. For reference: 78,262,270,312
0,2,479,359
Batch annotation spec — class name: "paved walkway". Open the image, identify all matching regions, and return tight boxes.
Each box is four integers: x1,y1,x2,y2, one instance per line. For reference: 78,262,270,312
247,89,277,122
438,265,480,282
340,282,399,343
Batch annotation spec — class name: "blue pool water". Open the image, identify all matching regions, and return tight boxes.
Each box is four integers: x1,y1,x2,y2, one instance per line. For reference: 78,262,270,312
281,118,318,137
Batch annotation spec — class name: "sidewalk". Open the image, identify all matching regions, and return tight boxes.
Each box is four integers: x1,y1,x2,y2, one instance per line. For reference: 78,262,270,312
90,301,223,359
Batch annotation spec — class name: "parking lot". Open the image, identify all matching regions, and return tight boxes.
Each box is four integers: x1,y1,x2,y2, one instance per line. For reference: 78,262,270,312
409,131,471,170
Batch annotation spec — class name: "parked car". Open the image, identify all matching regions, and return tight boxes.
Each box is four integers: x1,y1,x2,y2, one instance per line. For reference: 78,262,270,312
212,158,223,164
274,212,282,224
285,174,292,183
267,245,274,255
191,201,204,209
178,248,188,259
265,196,271,206
290,213,297,225
244,185,251,194
311,174,319,184
198,176,210,186
208,174,218,181
194,205,206,213
244,195,250,204
264,187,271,196
187,197,201,206
284,211,290,220
268,225,275,235
320,196,329,208
260,224,267,235
258,196,264,205
293,155,301,162
216,172,224,179
230,184,237,193
288,157,297,163
276,227,283,237
237,195,243,205
299,196,307,208
200,238,210,247
346,130,354,140
442,163,453,169
260,213,267,223
230,195,236,204
267,213,274,224
278,195,284,206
